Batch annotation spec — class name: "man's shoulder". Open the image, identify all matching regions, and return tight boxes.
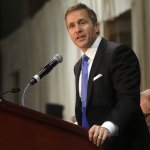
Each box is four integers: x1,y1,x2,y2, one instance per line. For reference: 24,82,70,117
100,38,133,54
101,38,124,50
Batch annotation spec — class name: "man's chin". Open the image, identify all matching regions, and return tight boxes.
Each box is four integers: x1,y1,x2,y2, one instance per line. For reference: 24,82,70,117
76,42,88,49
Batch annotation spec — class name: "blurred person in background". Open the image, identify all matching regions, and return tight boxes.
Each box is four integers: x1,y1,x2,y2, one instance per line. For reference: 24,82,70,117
140,89,150,134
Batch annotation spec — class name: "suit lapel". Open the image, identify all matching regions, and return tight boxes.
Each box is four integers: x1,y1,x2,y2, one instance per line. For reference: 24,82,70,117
75,58,82,97
87,38,107,106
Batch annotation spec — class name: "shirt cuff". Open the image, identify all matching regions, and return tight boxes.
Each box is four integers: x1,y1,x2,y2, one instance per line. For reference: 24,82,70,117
101,121,118,136
74,121,78,125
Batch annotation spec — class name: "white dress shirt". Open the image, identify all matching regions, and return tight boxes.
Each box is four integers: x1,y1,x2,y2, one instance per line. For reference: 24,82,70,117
79,36,118,136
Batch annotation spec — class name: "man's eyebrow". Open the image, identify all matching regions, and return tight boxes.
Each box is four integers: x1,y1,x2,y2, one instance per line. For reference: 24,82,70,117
78,18,87,22
67,18,88,27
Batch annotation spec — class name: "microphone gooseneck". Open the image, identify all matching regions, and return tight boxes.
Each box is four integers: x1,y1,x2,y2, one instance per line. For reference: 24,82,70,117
21,83,30,106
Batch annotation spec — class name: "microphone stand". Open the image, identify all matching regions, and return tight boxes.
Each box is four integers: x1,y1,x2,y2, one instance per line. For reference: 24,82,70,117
21,83,31,107
21,54,63,107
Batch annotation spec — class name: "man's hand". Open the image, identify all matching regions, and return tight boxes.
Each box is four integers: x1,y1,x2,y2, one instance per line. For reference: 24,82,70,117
88,125,111,147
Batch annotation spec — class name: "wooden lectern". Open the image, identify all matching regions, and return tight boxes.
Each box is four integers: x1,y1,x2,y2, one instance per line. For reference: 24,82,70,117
0,99,102,150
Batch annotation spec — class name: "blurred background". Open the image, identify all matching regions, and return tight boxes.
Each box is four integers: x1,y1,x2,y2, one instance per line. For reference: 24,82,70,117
0,0,150,121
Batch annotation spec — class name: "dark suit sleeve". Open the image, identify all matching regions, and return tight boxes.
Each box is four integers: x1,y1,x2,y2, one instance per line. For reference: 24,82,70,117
108,45,141,133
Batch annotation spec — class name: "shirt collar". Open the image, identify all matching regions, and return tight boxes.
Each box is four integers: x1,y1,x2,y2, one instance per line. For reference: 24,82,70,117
81,36,102,60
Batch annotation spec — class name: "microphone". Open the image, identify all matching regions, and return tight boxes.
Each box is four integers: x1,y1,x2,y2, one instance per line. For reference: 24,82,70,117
29,54,63,85
0,88,20,97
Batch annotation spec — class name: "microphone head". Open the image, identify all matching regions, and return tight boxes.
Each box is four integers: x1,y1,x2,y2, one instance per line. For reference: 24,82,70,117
54,54,63,63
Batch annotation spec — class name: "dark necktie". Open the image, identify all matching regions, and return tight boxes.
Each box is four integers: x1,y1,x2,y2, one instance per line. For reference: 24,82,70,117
81,54,89,128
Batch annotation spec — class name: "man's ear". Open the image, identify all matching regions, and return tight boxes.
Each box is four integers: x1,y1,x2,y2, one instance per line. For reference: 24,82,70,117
95,22,100,35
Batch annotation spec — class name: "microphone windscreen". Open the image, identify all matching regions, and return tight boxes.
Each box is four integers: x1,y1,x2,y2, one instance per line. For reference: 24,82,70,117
54,54,63,63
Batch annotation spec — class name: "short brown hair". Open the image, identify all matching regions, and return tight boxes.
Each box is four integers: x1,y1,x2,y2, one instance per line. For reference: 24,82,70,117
65,3,98,25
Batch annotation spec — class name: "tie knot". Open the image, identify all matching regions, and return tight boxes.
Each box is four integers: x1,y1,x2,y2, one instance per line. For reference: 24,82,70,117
82,54,89,62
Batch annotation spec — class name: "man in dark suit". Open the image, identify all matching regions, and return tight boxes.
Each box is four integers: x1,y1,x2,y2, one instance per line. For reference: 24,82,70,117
65,3,150,150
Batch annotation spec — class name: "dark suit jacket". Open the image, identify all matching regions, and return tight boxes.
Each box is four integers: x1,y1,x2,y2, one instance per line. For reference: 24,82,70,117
74,38,150,150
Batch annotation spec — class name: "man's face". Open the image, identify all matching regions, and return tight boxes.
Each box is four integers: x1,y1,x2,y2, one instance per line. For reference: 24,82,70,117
65,9,99,52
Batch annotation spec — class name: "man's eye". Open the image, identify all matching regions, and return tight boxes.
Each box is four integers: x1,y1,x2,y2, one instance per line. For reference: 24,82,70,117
80,20,86,25
68,24,74,28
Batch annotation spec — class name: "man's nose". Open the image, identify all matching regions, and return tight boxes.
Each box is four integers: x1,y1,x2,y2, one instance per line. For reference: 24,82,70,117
75,25,82,33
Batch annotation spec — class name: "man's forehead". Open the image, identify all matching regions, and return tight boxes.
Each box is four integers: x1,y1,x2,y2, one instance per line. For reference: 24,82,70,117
67,9,88,18
66,10,89,22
